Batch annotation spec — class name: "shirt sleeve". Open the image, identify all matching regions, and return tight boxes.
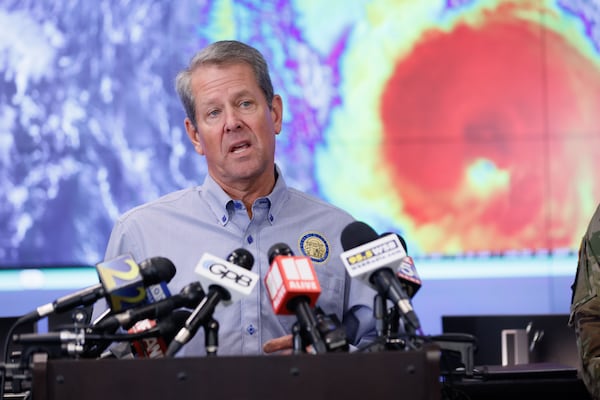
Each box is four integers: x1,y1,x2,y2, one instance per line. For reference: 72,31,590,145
90,218,141,323
104,218,142,261
343,277,378,349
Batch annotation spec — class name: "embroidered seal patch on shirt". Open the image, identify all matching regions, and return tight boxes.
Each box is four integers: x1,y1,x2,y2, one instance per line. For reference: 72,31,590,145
299,232,330,264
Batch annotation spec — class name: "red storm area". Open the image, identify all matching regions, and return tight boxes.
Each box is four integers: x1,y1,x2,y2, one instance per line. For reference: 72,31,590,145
380,10,600,252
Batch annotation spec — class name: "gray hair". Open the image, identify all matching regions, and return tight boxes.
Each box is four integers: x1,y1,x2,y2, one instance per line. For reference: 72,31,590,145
175,40,275,128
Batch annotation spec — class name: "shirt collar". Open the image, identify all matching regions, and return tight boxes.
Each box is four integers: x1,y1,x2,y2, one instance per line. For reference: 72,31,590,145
200,164,289,226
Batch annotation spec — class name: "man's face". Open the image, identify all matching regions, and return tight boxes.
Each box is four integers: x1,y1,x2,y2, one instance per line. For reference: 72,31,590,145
185,62,282,189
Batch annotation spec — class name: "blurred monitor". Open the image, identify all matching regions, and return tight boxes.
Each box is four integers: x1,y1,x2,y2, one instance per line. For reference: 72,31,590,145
0,266,97,324
441,314,578,368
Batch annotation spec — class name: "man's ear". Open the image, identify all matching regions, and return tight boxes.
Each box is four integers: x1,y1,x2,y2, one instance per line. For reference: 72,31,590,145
271,94,283,135
185,118,204,155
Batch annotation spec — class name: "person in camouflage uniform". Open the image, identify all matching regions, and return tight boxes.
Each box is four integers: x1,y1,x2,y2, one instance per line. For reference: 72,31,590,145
570,203,600,400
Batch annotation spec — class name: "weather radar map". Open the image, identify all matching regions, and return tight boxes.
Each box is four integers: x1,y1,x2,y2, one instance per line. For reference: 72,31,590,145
1,0,599,268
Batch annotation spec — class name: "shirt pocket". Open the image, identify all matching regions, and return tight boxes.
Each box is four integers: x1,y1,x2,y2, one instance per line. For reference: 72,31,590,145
313,271,345,318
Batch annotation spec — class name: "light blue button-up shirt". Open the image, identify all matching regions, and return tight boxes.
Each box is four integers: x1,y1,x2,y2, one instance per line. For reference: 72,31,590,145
103,166,377,356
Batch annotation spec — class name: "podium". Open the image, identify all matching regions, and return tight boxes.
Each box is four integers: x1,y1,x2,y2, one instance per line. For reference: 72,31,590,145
31,347,441,400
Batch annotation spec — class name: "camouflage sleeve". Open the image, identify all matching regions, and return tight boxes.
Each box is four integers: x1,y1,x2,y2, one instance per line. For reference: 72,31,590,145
570,204,600,400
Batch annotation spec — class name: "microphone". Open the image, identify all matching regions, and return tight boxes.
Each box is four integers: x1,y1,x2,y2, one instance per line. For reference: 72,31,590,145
85,260,179,359
13,330,105,358
98,256,177,313
264,243,328,354
129,309,191,358
396,256,422,299
13,310,191,359
18,255,177,325
166,249,258,357
379,232,422,299
340,221,421,330
93,282,205,332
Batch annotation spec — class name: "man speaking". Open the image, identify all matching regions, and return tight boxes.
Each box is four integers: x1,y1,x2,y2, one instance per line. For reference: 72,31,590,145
99,40,377,356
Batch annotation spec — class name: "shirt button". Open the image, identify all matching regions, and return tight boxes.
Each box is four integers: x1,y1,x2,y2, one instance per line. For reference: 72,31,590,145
246,324,256,335
221,215,227,223
269,214,274,222
247,235,253,244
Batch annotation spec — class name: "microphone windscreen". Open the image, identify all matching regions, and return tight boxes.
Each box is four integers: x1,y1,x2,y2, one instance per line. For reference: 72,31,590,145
267,242,294,265
227,248,255,271
139,257,177,284
341,221,378,250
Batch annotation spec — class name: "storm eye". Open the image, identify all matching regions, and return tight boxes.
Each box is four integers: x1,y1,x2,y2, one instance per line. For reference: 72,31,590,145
319,2,600,255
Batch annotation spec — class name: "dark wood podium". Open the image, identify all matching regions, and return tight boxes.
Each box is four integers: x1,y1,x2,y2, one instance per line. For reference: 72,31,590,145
31,347,441,400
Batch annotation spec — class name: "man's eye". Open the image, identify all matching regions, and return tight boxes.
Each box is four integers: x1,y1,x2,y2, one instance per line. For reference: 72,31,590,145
240,101,252,108
208,109,220,117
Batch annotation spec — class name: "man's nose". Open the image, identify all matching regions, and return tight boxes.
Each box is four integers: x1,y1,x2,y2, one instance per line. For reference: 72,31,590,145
224,108,242,132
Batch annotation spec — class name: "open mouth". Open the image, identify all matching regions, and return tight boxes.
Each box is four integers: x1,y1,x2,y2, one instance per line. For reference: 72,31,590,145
230,143,250,153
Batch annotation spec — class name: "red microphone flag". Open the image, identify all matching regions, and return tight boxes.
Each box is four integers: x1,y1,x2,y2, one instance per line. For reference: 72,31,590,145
264,255,321,315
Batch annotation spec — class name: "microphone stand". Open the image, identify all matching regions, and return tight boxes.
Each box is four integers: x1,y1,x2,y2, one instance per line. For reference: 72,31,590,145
363,294,393,352
204,318,219,357
292,323,304,354
374,294,388,339
388,304,423,351
365,293,422,352
287,298,328,354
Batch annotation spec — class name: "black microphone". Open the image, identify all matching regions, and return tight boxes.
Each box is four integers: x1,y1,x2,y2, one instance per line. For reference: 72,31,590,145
93,282,205,332
13,310,191,359
18,255,177,325
13,330,106,358
340,221,420,330
166,249,258,357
